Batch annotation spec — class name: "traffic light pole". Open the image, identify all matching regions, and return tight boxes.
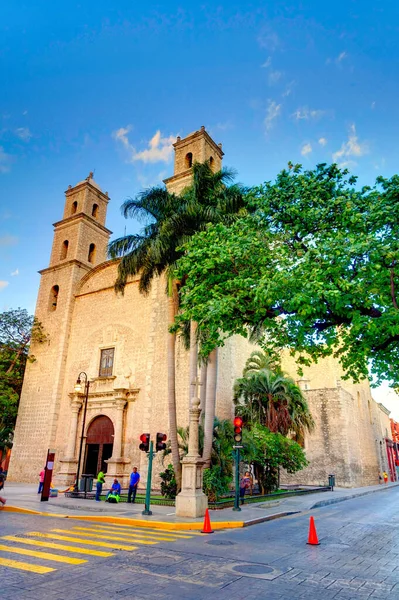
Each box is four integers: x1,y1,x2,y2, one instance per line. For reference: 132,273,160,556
232,446,241,512
142,441,154,516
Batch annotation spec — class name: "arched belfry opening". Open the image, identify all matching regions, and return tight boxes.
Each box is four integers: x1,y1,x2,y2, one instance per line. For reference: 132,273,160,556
60,240,69,260
88,243,96,263
71,201,78,215
84,415,114,475
49,285,59,311
185,152,193,168
209,156,214,170
92,203,99,218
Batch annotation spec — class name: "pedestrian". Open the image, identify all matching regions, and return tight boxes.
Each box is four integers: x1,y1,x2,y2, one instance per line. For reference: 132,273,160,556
0,474,6,506
379,473,383,484
239,471,251,505
38,467,45,494
106,478,121,503
383,471,389,484
128,467,140,503
96,469,106,502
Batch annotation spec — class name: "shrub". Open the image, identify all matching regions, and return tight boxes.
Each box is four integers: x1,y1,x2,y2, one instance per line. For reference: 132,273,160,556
159,464,177,499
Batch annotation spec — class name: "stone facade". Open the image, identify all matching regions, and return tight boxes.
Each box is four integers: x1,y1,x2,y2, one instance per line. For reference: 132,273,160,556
280,354,394,487
8,126,395,490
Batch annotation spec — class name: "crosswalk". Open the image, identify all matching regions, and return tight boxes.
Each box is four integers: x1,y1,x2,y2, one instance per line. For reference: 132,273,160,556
0,522,201,575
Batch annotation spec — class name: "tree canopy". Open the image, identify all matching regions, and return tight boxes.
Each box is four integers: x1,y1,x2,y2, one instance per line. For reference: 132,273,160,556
175,163,399,386
0,308,46,431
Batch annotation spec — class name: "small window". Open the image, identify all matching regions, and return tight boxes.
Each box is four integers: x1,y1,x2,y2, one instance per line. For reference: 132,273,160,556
209,156,214,169
88,243,96,263
185,152,193,168
71,201,78,215
92,204,99,218
49,285,59,311
60,240,69,260
99,348,115,377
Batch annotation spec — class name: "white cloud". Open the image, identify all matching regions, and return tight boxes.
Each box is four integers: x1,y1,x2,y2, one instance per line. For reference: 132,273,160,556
337,51,347,63
269,70,282,85
333,124,368,166
318,137,327,146
11,268,19,276
0,146,11,173
264,100,281,131
258,28,280,52
371,101,376,109
0,281,9,291
301,143,312,156
132,131,176,164
113,127,176,164
113,125,132,149
291,107,325,121
261,57,272,68
15,127,32,141
0,234,18,247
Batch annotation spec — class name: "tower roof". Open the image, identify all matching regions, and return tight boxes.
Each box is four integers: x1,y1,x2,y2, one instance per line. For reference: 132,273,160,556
75,172,102,191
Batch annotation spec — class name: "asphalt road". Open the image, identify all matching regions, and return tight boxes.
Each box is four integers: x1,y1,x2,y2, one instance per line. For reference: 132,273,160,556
1,487,399,599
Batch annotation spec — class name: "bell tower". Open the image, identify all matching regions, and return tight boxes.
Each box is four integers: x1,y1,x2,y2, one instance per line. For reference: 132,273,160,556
163,126,224,195
8,174,112,481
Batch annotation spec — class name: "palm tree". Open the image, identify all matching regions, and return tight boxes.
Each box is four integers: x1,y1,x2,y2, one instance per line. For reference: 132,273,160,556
109,161,247,486
234,352,314,439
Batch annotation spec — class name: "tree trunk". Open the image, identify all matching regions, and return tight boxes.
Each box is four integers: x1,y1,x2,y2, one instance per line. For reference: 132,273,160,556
167,281,181,489
199,363,208,415
6,347,24,375
188,321,198,408
202,347,218,467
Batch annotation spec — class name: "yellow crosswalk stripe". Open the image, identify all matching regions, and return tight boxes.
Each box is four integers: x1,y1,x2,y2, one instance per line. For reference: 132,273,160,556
2,536,113,557
51,528,157,545
71,526,177,542
0,543,86,565
94,524,195,539
23,532,137,552
0,556,55,574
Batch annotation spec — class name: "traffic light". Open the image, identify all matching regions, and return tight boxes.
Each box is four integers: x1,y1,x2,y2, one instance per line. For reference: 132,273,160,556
156,432,167,452
139,433,150,452
233,416,243,443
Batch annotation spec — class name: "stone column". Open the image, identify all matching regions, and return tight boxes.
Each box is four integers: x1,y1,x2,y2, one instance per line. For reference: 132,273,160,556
111,398,126,460
175,381,208,518
65,397,82,459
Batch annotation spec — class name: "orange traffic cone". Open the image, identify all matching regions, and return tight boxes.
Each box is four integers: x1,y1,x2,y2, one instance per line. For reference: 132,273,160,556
201,508,214,534
307,516,320,545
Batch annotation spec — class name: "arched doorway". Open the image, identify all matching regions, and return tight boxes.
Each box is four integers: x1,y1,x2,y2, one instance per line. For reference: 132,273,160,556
83,415,114,475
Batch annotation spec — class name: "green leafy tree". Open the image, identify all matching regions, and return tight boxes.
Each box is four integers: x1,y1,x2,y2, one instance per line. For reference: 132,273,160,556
175,163,399,386
0,308,46,431
242,425,308,493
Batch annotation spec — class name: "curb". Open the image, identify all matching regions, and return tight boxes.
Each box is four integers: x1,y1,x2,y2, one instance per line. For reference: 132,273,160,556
310,482,399,510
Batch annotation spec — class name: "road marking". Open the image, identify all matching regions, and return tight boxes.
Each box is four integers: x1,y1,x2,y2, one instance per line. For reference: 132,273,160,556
93,523,196,538
0,543,86,565
23,532,137,552
0,556,55,574
51,528,157,545
2,536,113,557
71,526,178,542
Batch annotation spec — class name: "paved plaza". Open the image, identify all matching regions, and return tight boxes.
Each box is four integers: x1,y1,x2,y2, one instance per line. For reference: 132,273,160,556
1,486,399,598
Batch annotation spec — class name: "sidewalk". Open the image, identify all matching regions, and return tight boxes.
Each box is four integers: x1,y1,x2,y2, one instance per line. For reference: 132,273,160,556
2,482,399,529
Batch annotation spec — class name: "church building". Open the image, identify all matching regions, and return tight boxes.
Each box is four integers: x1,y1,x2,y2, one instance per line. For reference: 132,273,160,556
8,127,395,489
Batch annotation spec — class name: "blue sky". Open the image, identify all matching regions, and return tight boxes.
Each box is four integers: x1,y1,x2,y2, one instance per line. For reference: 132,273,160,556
1,1,399,410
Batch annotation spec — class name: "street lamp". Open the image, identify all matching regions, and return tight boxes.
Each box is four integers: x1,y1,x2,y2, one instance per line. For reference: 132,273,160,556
74,372,90,492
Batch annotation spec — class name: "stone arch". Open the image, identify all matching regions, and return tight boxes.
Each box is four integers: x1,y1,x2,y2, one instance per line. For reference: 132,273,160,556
209,156,214,170
185,152,193,168
88,243,96,263
60,240,69,260
92,203,99,218
71,200,78,215
84,415,114,475
49,285,59,311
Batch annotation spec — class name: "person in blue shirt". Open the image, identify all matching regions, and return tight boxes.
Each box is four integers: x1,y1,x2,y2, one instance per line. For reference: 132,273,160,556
128,467,140,503
106,478,121,500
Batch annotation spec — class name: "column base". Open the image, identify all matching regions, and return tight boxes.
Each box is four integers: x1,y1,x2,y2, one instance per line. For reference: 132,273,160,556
175,490,208,518
105,458,130,487
54,458,78,487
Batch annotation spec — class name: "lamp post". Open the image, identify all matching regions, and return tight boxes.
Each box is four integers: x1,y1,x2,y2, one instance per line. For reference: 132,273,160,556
74,372,90,493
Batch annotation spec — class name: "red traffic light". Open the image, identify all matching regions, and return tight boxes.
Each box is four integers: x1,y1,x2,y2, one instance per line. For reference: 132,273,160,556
156,432,167,452
233,416,243,443
139,433,150,452
233,417,243,428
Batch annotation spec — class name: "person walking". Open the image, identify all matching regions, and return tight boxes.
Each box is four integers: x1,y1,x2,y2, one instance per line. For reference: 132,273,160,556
128,467,140,503
239,471,251,505
383,471,389,484
96,469,106,502
38,467,45,494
